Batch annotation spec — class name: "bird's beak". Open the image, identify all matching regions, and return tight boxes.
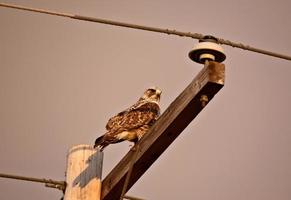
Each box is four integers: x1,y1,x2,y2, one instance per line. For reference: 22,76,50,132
155,88,161,93
156,89,162,98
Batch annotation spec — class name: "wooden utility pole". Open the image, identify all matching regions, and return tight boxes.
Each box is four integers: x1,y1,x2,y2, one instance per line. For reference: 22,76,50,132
64,144,103,200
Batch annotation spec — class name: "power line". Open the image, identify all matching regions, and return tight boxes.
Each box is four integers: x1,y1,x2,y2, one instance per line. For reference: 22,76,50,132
0,173,66,191
0,172,144,200
0,2,290,61
123,195,145,200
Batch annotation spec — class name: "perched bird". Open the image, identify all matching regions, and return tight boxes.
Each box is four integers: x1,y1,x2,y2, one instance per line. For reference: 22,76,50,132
94,87,162,151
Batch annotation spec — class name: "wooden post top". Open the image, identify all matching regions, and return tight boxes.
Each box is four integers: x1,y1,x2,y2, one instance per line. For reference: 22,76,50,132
64,144,103,200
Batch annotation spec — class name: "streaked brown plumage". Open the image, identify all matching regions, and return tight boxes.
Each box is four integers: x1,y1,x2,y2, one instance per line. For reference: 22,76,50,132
94,87,162,151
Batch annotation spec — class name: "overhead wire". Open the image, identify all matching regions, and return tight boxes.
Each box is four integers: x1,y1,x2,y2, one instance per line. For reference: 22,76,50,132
0,172,144,199
0,173,66,191
0,2,290,61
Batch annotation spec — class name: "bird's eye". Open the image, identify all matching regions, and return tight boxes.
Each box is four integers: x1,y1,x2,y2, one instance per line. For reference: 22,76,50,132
148,88,156,93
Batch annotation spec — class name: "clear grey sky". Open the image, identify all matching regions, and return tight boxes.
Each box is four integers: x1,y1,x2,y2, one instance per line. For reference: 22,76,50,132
1,0,291,199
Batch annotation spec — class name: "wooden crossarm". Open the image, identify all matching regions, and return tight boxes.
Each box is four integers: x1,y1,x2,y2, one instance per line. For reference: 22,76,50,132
101,61,225,200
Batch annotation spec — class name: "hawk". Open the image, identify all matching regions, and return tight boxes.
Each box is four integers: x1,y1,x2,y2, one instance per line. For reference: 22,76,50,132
94,87,162,151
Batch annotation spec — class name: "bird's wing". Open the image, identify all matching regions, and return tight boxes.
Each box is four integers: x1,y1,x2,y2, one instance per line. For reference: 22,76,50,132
106,102,160,132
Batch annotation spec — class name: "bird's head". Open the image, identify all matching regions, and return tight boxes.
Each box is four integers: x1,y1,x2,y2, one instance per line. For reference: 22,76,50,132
140,87,162,103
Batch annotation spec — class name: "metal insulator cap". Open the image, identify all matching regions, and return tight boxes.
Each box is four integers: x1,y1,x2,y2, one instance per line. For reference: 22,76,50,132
189,35,226,64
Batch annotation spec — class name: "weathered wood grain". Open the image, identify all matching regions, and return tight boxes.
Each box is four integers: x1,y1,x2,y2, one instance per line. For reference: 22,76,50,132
64,144,103,200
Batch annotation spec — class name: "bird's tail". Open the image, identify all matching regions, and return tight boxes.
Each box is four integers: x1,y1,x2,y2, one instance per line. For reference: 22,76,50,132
94,135,107,151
